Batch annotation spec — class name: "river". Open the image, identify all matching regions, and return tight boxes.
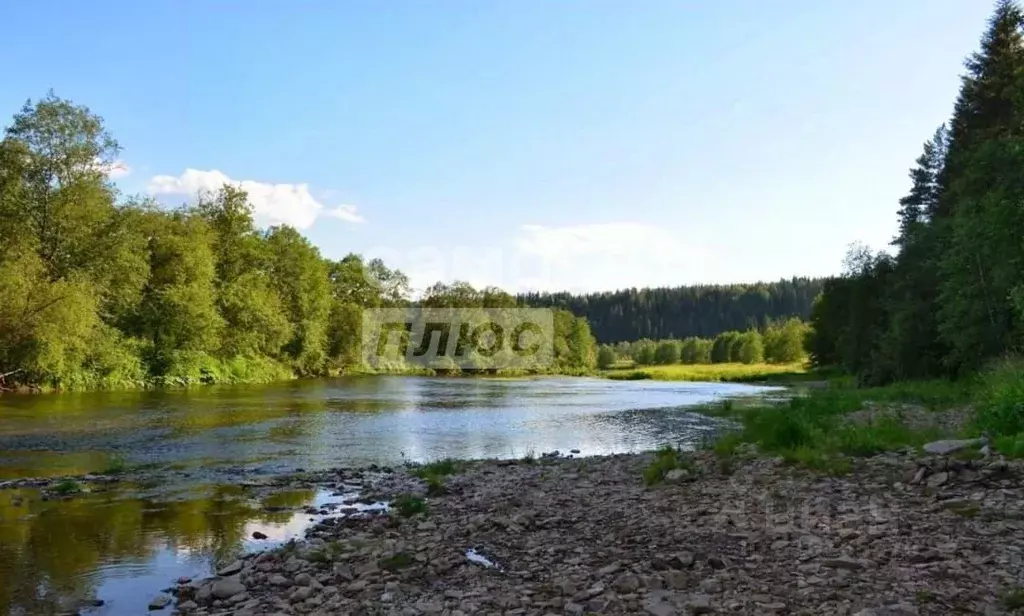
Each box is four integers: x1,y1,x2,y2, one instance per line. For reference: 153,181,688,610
0,376,779,615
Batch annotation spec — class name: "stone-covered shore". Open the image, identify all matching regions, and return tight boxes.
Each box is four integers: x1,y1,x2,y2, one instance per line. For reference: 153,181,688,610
159,449,1024,616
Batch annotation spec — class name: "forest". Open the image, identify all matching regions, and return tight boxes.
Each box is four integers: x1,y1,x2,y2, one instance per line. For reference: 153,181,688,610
598,317,809,369
0,95,596,390
808,0,1024,386
519,278,822,343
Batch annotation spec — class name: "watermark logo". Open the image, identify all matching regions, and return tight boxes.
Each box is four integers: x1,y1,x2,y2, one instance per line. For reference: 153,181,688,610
362,308,554,370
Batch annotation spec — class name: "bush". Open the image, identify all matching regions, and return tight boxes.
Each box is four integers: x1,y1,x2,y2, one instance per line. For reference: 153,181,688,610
597,346,616,369
411,458,459,479
391,494,427,517
642,445,692,485
974,359,1024,437
53,479,81,495
654,340,682,365
425,475,447,496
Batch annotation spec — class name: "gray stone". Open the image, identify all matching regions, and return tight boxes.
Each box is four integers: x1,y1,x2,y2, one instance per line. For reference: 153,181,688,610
269,574,291,587
211,578,246,600
294,572,312,587
910,467,927,484
927,471,949,487
698,578,721,594
922,439,980,456
564,602,585,616
612,573,641,593
290,586,314,603
664,469,690,483
686,593,713,614
822,557,864,571
147,593,172,610
216,560,244,576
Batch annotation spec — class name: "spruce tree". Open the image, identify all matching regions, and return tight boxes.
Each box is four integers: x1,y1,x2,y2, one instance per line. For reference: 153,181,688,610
937,0,1024,371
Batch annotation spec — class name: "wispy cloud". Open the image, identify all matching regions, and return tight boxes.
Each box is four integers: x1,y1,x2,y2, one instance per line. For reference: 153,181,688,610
96,158,131,179
147,168,365,229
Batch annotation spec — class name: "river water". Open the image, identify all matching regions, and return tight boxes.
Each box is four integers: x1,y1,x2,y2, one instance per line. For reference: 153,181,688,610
0,376,779,615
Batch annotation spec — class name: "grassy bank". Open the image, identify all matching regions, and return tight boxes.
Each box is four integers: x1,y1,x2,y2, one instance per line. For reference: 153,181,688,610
601,361,808,383
702,359,1024,474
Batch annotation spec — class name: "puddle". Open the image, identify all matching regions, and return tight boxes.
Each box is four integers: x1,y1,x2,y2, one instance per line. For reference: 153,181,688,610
0,485,386,615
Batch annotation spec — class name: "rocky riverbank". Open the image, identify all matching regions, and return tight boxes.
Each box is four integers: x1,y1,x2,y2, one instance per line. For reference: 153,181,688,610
159,448,1024,616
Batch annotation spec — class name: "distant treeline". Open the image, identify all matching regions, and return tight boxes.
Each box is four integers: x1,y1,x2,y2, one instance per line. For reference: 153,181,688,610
808,2,1024,384
0,94,596,391
599,317,809,368
519,278,823,344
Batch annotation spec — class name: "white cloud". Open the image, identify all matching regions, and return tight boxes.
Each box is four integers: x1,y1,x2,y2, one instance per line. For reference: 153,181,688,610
323,204,365,223
146,168,365,229
371,222,707,295
94,158,131,179
511,222,702,292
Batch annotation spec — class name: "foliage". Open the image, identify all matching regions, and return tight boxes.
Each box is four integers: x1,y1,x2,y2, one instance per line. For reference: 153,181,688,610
810,2,1024,384
520,278,824,343
654,339,681,365
410,458,460,479
391,494,427,517
973,358,1024,437
642,444,692,486
0,93,599,390
52,479,80,495
596,346,617,369
603,362,806,383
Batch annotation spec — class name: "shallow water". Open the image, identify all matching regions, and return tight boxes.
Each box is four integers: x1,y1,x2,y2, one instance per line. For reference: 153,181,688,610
0,376,779,615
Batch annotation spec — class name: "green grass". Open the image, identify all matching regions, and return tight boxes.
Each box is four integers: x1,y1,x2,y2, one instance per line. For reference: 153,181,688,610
642,444,694,485
424,475,447,496
391,494,427,517
974,359,1024,436
602,362,808,383
709,385,952,474
378,551,414,571
1002,588,1024,611
410,458,460,479
101,456,129,475
52,479,81,495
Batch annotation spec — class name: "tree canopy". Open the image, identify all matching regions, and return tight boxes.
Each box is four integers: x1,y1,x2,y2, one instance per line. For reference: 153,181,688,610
810,1,1024,383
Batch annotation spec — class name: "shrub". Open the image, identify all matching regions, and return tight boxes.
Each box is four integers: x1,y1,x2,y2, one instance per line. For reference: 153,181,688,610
642,445,692,486
53,479,81,495
101,456,128,475
425,475,447,496
411,458,459,479
391,494,427,517
974,359,1024,437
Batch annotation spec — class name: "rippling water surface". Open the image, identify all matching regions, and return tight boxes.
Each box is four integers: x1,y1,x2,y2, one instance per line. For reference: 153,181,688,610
0,376,780,615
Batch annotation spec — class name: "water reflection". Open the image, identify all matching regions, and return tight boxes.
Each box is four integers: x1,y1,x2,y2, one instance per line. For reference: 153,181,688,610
0,377,778,480
0,483,357,615
0,376,782,614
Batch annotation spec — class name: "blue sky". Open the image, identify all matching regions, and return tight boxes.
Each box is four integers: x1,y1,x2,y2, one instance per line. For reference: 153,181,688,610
0,1,994,293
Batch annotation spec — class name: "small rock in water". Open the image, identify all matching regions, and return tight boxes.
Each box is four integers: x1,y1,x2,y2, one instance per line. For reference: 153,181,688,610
176,576,191,585
251,531,268,540
570,448,581,454
147,593,172,610
216,560,243,576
